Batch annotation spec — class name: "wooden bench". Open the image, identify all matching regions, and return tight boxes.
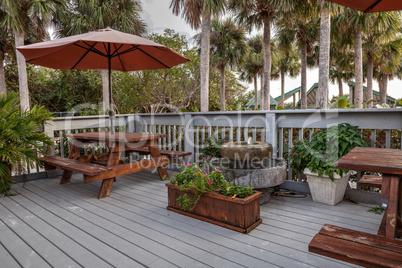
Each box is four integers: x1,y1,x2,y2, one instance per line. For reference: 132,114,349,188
131,148,191,162
309,224,402,268
359,175,383,188
39,155,111,176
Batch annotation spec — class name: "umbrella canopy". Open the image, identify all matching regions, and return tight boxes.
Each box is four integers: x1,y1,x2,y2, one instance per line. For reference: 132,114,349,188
326,0,402,13
17,27,190,133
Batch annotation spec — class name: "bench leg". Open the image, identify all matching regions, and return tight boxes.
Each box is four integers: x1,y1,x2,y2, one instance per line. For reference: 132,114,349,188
61,142,80,184
98,178,114,199
149,145,169,180
385,175,400,238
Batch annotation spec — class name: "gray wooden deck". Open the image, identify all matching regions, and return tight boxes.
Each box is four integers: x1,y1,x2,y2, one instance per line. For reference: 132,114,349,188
0,171,382,268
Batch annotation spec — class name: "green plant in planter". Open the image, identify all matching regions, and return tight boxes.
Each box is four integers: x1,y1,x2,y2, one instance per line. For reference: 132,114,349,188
289,123,370,180
169,163,254,210
0,93,53,196
200,136,229,163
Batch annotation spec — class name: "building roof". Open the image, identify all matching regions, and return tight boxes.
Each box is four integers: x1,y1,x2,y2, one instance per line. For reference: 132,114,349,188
245,90,278,108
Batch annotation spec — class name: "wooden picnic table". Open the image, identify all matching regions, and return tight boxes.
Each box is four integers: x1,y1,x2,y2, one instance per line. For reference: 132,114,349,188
335,147,402,239
42,132,169,199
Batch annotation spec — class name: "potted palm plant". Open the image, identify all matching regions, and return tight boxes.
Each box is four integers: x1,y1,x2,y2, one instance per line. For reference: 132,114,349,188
166,163,262,233
289,123,369,205
0,93,53,196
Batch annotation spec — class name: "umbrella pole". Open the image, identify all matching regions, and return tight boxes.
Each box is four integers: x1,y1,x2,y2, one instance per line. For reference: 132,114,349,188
108,47,115,135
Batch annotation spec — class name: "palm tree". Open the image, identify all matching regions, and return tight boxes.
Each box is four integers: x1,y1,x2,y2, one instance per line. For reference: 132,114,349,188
335,9,374,108
275,2,320,109
170,0,225,112
317,0,333,108
272,39,301,107
0,9,13,95
362,12,400,108
209,18,247,111
230,0,288,110
374,36,402,104
56,0,146,112
1,0,66,111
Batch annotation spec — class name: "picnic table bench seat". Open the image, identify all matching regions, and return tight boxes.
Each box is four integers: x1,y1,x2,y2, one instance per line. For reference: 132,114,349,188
359,174,383,188
309,224,402,268
39,155,111,176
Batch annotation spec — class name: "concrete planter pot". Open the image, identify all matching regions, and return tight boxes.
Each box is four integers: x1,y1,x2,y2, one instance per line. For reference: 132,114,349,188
304,168,350,206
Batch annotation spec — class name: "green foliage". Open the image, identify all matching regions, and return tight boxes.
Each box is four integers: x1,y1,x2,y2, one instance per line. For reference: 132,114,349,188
367,206,385,215
0,93,53,196
169,163,254,211
289,123,370,180
200,137,229,163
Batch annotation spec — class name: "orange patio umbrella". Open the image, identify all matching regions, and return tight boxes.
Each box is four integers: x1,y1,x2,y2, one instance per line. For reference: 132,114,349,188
325,0,402,13
17,27,190,133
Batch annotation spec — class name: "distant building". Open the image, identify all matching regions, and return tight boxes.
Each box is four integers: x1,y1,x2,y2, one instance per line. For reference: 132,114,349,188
245,90,278,109
347,82,397,107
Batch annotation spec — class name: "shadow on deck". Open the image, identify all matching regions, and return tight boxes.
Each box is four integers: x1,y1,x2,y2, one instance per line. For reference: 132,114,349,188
0,171,382,268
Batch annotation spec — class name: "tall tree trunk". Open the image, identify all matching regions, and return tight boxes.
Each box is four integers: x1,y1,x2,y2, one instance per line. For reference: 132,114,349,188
0,53,6,95
354,25,363,109
262,15,271,110
200,8,211,112
300,40,307,109
101,69,110,111
380,74,388,105
366,53,374,108
281,69,285,107
254,74,258,110
219,65,225,111
260,73,264,109
337,77,343,97
15,32,30,111
317,0,331,109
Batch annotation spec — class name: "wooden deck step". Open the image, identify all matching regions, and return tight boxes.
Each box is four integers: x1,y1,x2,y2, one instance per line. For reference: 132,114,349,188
309,224,402,268
131,148,192,158
39,156,110,176
359,175,382,188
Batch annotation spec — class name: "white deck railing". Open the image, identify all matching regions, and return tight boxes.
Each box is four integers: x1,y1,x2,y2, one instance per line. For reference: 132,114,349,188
24,109,402,203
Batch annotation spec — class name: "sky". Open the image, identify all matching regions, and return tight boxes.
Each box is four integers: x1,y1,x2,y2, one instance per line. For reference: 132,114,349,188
143,0,402,101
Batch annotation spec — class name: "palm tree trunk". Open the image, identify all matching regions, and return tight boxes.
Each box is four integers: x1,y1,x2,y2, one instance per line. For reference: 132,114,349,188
317,0,330,109
300,40,307,109
366,54,374,108
380,75,388,104
281,70,285,107
15,32,30,111
262,14,271,111
337,77,343,97
219,65,225,111
101,69,110,111
260,73,264,109
200,7,211,112
354,25,363,109
254,74,258,110
0,53,6,95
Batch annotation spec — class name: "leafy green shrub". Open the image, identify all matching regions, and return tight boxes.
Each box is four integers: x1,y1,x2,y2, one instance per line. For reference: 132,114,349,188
200,136,229,162
169,163,254,210
289,123,369,180
0,93,53,196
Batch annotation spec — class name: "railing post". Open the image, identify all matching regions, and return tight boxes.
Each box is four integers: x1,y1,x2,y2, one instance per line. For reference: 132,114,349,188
265,112,277,159
125,115,135,133
184,114,195,164
44,119,55,156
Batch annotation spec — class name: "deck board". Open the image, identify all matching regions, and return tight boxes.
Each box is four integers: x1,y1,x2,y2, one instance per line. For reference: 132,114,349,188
0,171,384,268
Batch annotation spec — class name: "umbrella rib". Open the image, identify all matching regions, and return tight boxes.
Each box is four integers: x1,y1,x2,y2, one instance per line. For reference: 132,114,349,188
364,0,382,12
112,43,126,71
135,46,170,68
72,42,100,69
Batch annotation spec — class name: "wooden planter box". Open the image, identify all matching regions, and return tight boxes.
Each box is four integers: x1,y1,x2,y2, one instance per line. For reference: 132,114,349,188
166,182,262,233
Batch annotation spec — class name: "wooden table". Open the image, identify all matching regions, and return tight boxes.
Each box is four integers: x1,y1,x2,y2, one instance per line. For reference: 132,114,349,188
63,131,169,198
335,147,402,239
